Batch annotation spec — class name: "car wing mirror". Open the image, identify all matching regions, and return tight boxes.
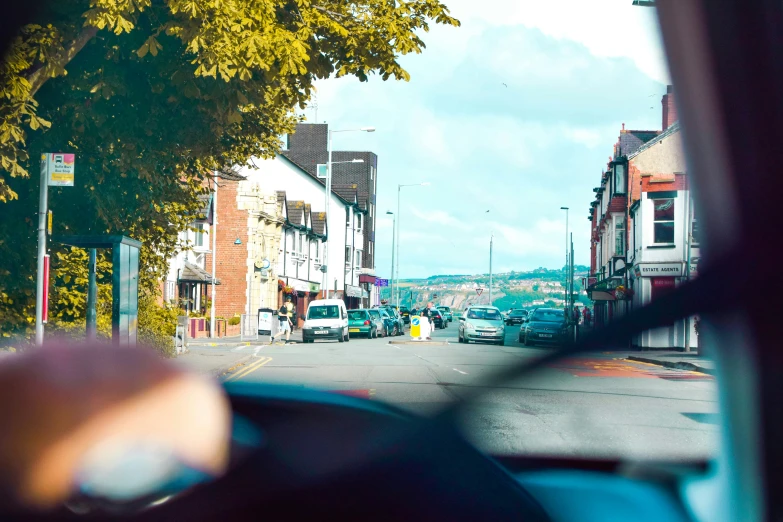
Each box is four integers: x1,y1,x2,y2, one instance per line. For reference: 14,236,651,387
458,316,465,321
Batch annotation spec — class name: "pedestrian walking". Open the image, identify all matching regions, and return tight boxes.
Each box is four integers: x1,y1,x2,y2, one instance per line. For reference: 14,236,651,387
272,295,294,344
421,302,435,340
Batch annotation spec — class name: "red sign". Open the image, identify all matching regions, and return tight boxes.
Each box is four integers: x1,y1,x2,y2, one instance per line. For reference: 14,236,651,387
476,288,483,296
42,255,50,323
650,276,676,302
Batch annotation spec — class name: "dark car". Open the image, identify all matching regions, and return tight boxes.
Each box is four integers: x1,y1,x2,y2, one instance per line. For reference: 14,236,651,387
380,306,405,335
520,308,567,346
399,305,411,324
430,308,447,329
505,309,528,325
437,305,454,322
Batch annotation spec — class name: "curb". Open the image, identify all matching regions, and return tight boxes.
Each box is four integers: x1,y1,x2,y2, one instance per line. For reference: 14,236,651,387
627,356,714,376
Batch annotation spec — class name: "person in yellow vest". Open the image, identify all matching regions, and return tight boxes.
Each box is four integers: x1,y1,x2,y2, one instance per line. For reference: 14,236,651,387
272,296,295,344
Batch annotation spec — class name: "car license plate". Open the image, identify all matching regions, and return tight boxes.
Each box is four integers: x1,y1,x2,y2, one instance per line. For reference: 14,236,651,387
539,333,553,338
480,332,494,337
314,330,328,335
349,328,360,332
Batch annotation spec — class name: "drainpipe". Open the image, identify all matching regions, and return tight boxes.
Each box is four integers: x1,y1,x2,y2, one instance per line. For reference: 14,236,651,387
683,193,692,351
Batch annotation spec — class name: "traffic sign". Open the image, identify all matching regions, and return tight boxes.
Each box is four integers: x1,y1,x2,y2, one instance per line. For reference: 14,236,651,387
476,288,483,296
376,278,389,287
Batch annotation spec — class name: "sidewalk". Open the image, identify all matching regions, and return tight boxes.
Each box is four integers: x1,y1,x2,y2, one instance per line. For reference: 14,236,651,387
187,329,303,346
624,351,714,375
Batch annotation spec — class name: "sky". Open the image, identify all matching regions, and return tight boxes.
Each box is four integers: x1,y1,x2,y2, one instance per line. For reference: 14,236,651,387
306,0,670,280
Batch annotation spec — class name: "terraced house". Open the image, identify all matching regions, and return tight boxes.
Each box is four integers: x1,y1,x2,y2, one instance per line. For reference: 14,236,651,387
587,86,698,350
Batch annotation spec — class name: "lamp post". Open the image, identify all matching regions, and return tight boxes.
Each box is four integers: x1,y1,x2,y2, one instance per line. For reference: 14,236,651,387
396,181,430,306
560,207,569,310
489,233,494,306
386,211,395,306
210,173,219,338
324,127,374,299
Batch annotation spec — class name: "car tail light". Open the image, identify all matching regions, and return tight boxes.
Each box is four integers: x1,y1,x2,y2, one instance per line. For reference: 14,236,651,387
364,320,370,325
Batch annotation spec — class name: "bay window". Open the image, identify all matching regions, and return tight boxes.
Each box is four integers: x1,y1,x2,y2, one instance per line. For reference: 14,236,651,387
653,198,675,244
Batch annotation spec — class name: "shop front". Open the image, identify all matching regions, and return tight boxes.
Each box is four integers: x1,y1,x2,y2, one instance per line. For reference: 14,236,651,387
344,285,366,310
629,262,694,350
279,278,320,327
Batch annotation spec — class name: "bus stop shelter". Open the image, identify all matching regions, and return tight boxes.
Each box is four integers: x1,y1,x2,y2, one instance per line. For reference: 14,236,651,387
54,235,141,347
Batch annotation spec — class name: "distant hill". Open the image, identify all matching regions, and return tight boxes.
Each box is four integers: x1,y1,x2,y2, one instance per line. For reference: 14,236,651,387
380,266,591,310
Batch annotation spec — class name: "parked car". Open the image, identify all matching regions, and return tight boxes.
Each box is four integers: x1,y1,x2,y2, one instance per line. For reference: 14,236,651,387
378,308,402,336
302,299,349,343
437,306,453,322
380,306,405,335
519,308,567,346
457,306,505,345
347,309,377,338
399,305,411,324
505,309,528,325
367,308,391,337
430,308,447,329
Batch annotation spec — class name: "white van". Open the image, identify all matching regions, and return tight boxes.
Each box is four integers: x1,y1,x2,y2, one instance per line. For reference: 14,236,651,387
301,299,349,343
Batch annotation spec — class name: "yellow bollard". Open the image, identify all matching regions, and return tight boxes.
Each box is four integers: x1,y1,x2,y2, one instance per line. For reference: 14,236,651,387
410,315,421,339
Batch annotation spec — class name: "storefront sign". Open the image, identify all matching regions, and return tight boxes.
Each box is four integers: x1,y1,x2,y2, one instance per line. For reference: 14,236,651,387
638,263,684,277
286,278,310,292
345,285,363,298
308,282,320,293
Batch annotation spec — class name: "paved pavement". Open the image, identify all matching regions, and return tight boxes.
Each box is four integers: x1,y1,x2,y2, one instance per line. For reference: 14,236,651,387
625,352,714,374
194,320,718,461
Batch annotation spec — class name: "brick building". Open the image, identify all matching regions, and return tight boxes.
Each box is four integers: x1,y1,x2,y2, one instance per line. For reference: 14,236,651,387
586,86,698,350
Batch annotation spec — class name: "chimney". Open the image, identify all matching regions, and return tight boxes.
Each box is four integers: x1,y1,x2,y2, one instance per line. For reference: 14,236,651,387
661,85,678,130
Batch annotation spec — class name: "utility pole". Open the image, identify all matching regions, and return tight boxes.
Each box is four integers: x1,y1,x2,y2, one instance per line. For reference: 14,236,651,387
488,234,494,306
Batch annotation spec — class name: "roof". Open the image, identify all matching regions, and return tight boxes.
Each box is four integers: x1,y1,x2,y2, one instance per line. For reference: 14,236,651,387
312,212,327,236
628,121,681,159
618,129,660,157
195,194,213,224
178,261,220,284
286,200,306,226
215,168,246,181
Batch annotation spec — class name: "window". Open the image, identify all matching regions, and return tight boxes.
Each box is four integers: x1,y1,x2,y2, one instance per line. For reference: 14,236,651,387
615,216,625,256
298,233,304,254
194,223,205,248
308,306,340,320
346,208,350,226
286,230,295,252
653,198,675,244
356,213,362,230
370,166,375,180
369,242,373,256
345,246,351,265
313,240,319,260
355,250,361,267
613,162,626,194
370,204,373,218
691,200,699,245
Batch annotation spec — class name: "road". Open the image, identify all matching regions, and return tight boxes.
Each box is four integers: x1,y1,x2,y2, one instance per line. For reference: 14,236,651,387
199,321,718,461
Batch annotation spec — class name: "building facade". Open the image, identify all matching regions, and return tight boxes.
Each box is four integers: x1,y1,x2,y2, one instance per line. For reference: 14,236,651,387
235,154,371,309
280,123,379,295
587,86,698,350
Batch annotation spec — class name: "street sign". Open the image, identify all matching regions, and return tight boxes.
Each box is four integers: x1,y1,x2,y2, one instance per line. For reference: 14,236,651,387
316,164,328,179
47,210,52,235
375,278,389,287
42,152,75,187
476,288,483,296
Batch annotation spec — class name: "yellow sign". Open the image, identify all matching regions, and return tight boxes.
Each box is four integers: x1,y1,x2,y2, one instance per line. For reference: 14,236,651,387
47,210,52,235
410,315,421,338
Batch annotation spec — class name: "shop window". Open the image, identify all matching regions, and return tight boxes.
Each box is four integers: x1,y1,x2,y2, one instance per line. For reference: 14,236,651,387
653,198,675,244
650,277,676,301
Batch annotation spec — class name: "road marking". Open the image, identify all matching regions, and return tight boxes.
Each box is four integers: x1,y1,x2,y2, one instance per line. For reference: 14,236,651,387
453,368,468,375
224,356,272,382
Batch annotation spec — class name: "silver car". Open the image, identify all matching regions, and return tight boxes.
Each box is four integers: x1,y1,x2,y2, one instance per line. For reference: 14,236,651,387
457,306,506,345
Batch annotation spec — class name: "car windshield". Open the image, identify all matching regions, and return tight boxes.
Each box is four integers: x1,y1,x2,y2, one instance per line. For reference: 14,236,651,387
530,310,564,323
467,309,501,321
307,306,341,320
0,0,721,481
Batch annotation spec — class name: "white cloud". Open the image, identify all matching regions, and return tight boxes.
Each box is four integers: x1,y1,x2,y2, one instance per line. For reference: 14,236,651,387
444,0,670,84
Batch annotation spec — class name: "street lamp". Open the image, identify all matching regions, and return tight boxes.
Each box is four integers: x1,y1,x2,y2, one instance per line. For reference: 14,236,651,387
396,181,430,306
386,211,396,307
324,126,375,298
560,207,569,310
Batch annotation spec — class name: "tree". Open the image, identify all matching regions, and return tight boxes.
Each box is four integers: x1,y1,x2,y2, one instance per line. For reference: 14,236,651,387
0,0,460,342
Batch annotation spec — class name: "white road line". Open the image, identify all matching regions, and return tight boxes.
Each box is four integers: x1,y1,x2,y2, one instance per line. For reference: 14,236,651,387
453,368,468,375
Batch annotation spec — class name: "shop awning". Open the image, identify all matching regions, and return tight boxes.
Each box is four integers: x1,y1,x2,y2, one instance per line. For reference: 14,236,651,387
359,274,377,284
178,262,219,284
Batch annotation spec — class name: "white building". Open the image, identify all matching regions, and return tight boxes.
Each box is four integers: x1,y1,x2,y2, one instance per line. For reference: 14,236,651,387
236,155,370,309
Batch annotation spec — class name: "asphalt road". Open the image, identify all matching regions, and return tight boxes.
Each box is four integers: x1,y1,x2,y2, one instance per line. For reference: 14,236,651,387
217,321,718,461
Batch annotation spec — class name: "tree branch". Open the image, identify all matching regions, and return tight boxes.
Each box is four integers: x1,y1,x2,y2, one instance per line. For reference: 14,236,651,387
26,25,99,98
